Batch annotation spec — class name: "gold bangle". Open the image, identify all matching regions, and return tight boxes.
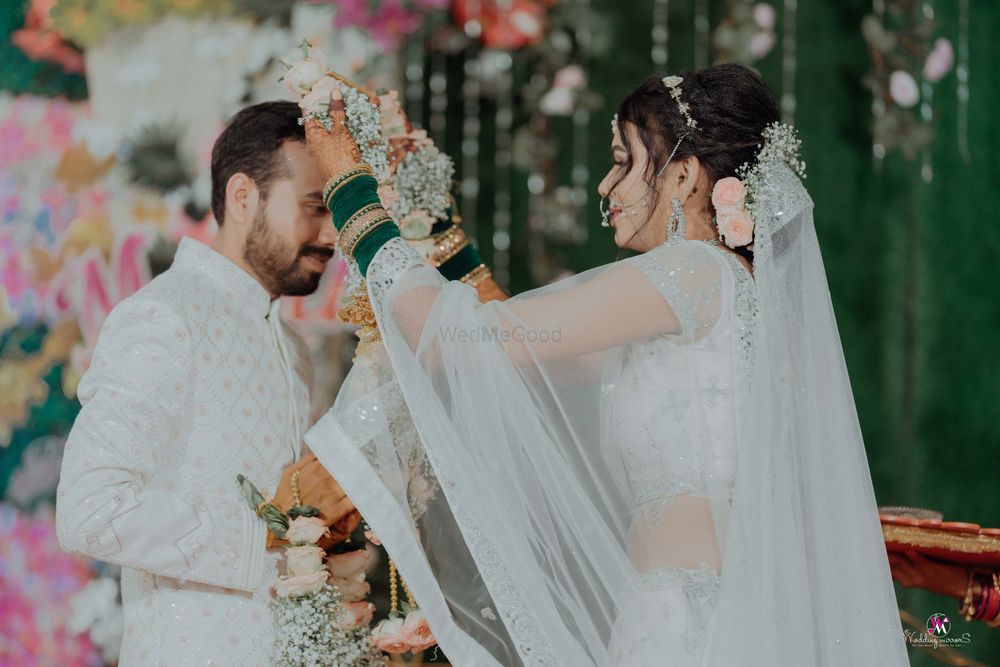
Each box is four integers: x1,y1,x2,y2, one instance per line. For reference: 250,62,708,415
338,203,383,253
339,206,394,257
429,225,469,267
460,263,492,288
347,217,394,257
322,164,374,206
960,572,977,621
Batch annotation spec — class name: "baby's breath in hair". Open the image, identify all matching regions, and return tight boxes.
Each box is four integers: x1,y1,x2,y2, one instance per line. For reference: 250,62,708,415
736,122,806,225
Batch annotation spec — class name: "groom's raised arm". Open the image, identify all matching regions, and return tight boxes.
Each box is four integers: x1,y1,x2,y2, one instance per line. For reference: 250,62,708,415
56,296,268,592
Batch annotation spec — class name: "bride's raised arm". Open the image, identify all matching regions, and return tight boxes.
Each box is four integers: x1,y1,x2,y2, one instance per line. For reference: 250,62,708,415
370,236,721,365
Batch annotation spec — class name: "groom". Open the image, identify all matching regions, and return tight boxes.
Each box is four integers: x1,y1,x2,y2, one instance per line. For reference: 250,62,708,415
56,101,360,665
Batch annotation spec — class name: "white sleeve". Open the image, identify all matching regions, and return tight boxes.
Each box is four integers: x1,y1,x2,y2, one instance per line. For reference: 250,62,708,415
55,296,267,591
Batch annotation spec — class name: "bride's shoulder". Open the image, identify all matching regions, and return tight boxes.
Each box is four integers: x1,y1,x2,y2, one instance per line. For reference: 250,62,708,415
630,240,723,274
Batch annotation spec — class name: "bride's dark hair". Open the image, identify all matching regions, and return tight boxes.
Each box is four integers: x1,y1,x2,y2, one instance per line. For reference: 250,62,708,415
613,63,780,255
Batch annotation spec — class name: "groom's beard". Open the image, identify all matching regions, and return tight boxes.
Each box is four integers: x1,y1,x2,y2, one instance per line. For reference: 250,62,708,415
243,209,333,297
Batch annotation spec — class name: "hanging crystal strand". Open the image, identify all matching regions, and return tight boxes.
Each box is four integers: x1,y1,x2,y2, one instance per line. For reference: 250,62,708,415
429,13,448,148
571,0,592,243
871,0,886,171
780,0,798,123
694,0,709,69
493,50,514,287
919,0,934,183
651,0,670,68
405,26,426,129
461,48,482,241
956,0,970,164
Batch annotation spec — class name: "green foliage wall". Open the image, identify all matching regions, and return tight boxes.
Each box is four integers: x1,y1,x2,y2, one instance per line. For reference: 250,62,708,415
510,1,999,663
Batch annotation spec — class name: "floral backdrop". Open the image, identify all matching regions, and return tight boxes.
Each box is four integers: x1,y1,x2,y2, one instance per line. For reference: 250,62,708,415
1,1,997,665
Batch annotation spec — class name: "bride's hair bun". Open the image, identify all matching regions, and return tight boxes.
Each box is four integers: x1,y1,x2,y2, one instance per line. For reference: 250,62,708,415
615,63,779,189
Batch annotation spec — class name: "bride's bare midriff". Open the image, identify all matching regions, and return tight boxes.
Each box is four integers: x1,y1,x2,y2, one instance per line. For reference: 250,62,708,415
627,493,723,574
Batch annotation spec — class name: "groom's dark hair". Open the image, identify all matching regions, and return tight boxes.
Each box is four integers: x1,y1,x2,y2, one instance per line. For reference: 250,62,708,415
210,101,306,225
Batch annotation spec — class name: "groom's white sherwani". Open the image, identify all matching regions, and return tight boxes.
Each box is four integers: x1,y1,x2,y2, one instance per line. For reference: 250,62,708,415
57,237,311,666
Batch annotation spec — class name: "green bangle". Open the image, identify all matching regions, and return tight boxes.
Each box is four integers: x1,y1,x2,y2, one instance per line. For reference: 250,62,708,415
355,223,402,277
329,175,381,231
437,243,484,282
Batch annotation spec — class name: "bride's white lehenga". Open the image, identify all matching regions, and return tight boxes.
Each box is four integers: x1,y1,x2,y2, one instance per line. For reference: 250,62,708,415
306,164,909,665
604,244,754,664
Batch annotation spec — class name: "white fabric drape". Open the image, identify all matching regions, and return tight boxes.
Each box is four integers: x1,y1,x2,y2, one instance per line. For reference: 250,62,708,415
307,164,908,666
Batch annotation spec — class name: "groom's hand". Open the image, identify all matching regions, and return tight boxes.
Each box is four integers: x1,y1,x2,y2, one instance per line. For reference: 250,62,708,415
274,454,361,546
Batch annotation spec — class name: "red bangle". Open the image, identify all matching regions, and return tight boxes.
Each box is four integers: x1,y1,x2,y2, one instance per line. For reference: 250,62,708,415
982,582,1000,622
972,575,996,621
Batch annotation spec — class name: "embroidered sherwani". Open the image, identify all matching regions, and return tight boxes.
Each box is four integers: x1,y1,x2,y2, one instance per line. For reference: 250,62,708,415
56,237,311,666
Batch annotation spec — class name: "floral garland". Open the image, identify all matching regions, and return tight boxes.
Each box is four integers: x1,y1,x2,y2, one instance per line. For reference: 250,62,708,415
281,42,454,242
236,475,386,667
283,41,391,182
391,146,455,238
712,122,805,248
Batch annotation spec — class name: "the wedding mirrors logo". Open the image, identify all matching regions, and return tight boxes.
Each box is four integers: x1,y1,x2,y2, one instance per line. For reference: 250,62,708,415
926,613,951,637
903,612,972,649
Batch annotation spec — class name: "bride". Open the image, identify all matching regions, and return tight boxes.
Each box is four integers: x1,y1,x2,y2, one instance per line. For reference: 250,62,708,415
305,64,909,665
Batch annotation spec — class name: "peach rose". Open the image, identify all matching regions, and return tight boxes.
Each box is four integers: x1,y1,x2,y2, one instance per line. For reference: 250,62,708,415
399,210,435,240
401,610,436,652
717,208,755,248
370,618,409,653
339,601,376,630
274,570,328,598
326,547,375,580
377,184,400,211
378,91,408,137
285,516,329,545
285,545,325,577
711,177,747,209
329,576,371,602
364,530,382,546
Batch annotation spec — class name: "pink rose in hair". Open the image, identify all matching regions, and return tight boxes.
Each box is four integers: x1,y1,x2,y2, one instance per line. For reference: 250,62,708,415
717,209,755,248
401,610,437,652
711,177,747,209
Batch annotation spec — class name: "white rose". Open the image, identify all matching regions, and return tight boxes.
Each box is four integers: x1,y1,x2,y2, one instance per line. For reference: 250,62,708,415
285,545,325,577
274,570,328,598
285,516,329,545
285,59,326,95
300,76,338,117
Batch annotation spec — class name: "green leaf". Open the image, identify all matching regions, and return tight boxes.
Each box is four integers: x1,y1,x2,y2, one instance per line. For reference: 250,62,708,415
288,505,321,518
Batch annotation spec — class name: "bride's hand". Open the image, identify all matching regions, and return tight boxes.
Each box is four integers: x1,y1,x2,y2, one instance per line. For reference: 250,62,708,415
304,85,365,180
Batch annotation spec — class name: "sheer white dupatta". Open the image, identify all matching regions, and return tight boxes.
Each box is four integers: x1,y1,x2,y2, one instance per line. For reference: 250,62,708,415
704,165,908,665
305,163,908,666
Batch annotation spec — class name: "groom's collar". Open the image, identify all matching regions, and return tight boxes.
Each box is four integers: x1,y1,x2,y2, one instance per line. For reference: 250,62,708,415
174,237,275,320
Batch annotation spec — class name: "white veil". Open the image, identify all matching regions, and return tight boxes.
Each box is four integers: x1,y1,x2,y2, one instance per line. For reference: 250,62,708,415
306,162,908,665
